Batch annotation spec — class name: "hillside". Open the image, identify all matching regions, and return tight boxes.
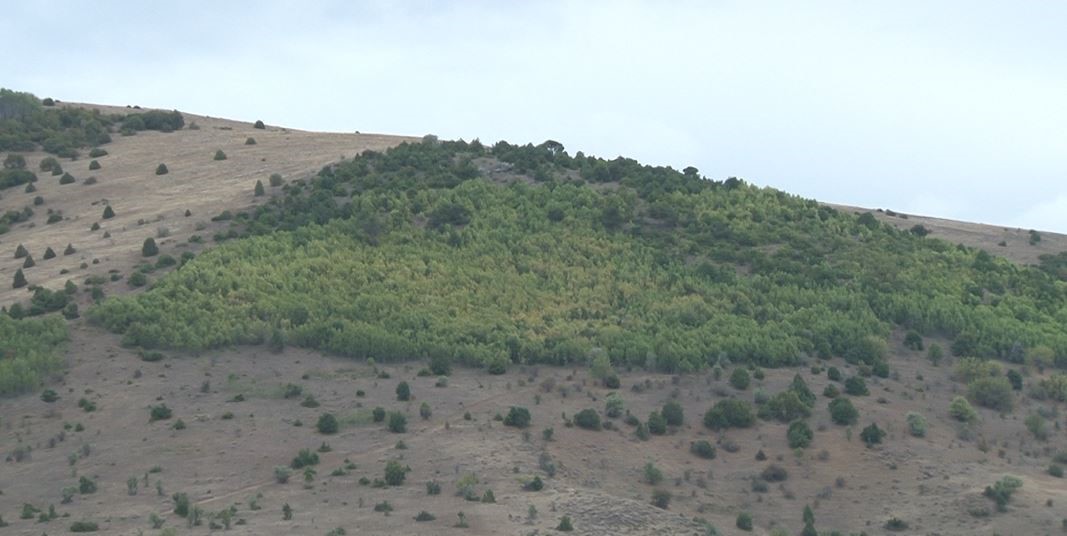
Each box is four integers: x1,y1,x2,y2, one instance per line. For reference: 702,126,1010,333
1,94,1067,536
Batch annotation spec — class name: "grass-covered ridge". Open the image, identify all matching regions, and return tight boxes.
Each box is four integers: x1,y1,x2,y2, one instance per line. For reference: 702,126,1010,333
0,314,68,395
91,140,1067,371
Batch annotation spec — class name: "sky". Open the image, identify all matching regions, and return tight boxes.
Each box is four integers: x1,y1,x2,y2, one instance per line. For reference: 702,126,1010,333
5,1,1066,231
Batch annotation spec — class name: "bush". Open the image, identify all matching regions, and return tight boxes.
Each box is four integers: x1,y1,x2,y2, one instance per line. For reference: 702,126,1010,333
761,464,788,482
661,400,683,426
89,160,101,170
1025,413,1048,440
70,521,99,532
860,423,885,446
79,476,97,494
316,413,339,434
647,411,666,435
574,409,601,430
387,411,407,433
736,512,753,531
128,271,147,287
41,389,59,402
59,172,76,184
968,376,1013,412
651,489,671,509
523,475,544,491
89,148,107,158
245,137,257,145
372,407,386,422
12,268,27,289
950,396,978,423
269,173,284,187
844,376,869,396
787,420,813,448
102,205,115,219
557,515,574,531
704,399,755,429
730,367,751,390
155,163,168,175
828,398,858,425
644,462,664,484
149,404,172,421
826,366,842,382
983,476,1022,511
604,393,624,418
384,460,408,486
291,448,319,469
142,237,159,257
906,412,927,437
254,120,266,129
957,357,1002,382
758,390,811,422
1006,369,1023,391
214,149,227,161
903,330,923,351
396,381,411,401
504,406,531,428
1048,465,1064,478
689,440,716,459
254,180,265,196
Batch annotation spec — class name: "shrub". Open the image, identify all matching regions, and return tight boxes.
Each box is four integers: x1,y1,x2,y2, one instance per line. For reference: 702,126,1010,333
704,399,755,429
419,401,432,420
59,172,76,184
826,366,842,382
903,330,923,351
387,411,407,433
844,376,869,396
557,515,574,531
1006,369,1023,391
759,390,811,422
139,238,160,258
396,381,411,401
504,406,531,428
950,396,978,423
906,412,927,437
89,160,101,170
149,404,172,421
14,243,28,258
761,464,788,482
372,407,386,422
274,466,291,483
155,163,169,175
79,476,97,494
523,475,544,491
254,120,266,129
1025,413,1048,440
957,357,1002,382
128,272,147,287
254,180,265,196
89,148,107,158
968,377,1013,412
269,173,284,187
651,489,671,509
644,462,664,484
384,460,409,486
574,408,601,430
828,398,858,425
604,393,624,418
316,413,339,434
647,411,667,435
860,423,885,446
214,150,227,161
736,512,753,531
730,367,751,390
70,521,99,532
787,420,813,448
291,448,319,469
43,247,56,259
414,511,435,522
661,401,683,426
983,476,1022,511
245,137,257,145
41,389,59,402
102,205,115,219
823,384,839,398
39,156,60,171
12,268,27,288
1048,465,1064,478
689,440,716,459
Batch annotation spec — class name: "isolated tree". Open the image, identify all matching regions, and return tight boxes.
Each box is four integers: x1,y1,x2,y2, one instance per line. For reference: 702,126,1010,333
102,205,115,219
155,163,169,175
254,120,266,129
14,244,27,258
730,367,751,390
949,396,978,423
316,413,338,434
396,381,411,401
419,402,432,420
573,409,601,430
254,180,265,196
142,237,159,257
787,420,813,448
22,255,34,268
860,423,885,446
661,401,684,426
214,149,227,161
704,399,755,430
387,411,407,433
384,460,408,486
647,411,667,435
246,137,257,145
503,406,531,428
64,243,76,255
43,247,56,259
828,398,858,425
89,160,101,170
269,173,284,187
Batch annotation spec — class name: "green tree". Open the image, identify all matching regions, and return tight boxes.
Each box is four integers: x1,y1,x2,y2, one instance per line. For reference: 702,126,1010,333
155,164,169,175
254,180,265,197
730,367,751,390
102,205,115,219
384,460,408,486
387,411,407,433
704,399,755,430
574,409,601,430
661,401,683,426
12,268,27,289
949,396,978,423
214,149,227,161
647,411,667,435
968,377,1013,412
828,398,858,425
787,420,813,448
396,381,411,401
316,413,338,434
142,237,159,257
504,406,531,428
860,423,885,446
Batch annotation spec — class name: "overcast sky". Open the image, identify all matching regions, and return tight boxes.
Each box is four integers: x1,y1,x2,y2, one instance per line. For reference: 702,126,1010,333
5,1,1066,231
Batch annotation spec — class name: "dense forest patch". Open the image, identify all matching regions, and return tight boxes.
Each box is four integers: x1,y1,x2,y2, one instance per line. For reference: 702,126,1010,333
88,139,1067,372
